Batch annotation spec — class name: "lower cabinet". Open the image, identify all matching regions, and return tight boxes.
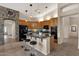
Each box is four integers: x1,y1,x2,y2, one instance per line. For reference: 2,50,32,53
27,36,50,55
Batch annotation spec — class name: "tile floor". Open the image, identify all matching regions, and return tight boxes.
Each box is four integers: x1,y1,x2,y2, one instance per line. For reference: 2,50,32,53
0,37,79,56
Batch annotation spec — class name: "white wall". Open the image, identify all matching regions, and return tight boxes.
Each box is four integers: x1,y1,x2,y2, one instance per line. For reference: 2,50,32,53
62,16,79,40
58,3,79,45
63,17,70,39
63,16,79,38
69,17,79,37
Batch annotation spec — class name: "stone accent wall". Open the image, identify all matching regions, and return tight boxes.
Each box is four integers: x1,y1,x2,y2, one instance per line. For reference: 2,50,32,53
0,18,4,45
0,6,19,45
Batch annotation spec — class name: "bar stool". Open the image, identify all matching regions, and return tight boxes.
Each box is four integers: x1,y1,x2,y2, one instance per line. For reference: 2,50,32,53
30,41,37,56
21,38,25,48
24,39,30,51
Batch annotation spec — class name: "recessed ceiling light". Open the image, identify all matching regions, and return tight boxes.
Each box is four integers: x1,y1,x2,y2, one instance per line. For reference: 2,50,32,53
29,16,33,18
39,18,44,22
30,4,32,6
46,16,51,20
25,20,27,22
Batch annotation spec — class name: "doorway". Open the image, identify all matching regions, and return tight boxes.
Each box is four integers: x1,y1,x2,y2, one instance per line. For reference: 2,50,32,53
4,20,16,44
62,14,79,49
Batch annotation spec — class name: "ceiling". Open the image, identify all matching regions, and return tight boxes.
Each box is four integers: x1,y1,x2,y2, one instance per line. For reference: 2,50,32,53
0,3,57,20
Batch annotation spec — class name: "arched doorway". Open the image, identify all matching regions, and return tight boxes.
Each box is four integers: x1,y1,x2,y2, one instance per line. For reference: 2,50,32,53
4,20,16,44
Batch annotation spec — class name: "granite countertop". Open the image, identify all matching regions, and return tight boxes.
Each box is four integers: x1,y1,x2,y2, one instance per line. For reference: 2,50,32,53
25,32,51,39
32,33,50,39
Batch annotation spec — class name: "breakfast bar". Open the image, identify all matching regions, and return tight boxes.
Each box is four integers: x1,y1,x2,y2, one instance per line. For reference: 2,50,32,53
25,32,51,55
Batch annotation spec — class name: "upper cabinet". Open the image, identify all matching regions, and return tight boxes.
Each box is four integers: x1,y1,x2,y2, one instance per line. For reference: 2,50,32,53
19,18,58,29
41,18,58,28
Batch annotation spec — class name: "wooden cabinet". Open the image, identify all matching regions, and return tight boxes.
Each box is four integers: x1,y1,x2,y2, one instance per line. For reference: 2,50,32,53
19,18,58,29
40,18,58,28
49,18,58,27
50,36,58,51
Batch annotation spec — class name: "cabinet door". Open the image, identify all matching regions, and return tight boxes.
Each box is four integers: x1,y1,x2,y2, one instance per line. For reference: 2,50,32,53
0,18,4,45
40,37,50,55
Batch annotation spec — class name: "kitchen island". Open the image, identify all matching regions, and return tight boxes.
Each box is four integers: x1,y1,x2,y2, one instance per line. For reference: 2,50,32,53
26,33,51,55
